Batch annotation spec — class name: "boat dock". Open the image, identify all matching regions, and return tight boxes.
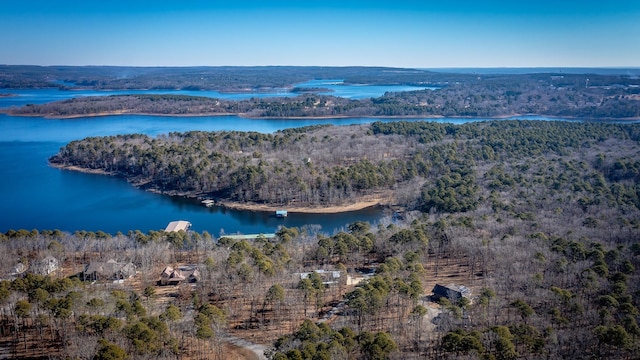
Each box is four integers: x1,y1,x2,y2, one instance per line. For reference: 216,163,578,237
201,199,215,207
219,234,276,241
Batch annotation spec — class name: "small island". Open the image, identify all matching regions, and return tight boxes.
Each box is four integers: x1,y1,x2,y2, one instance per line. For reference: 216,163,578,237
290,86,333,94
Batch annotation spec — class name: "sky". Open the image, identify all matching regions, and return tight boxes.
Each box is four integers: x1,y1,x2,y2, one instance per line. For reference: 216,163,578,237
1,0,639,68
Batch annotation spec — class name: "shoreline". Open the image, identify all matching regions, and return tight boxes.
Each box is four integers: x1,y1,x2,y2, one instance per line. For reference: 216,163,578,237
49,162,391,214
50,163,117,176
217,198,386,214
5,110,639,121
3,110,446,120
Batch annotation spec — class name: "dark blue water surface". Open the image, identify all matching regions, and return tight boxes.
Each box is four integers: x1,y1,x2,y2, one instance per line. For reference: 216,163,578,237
0,113,399,235
0,84,577,236
0,80,433,108
0,137,386,236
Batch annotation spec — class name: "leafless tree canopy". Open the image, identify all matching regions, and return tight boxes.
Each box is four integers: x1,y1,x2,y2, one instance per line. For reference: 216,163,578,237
4,66,640,119
1,119,639,358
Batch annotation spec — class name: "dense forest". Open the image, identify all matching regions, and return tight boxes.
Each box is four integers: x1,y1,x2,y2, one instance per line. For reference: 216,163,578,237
0,66,444,90
3,66,640,359
50,121,640,212
2,120,640,359
2,66,640,119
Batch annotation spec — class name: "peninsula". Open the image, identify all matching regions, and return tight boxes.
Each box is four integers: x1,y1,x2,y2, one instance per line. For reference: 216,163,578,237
49,120,640,215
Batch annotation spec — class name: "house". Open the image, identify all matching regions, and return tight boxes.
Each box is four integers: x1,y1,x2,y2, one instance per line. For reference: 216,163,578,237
84,259,136,282
431,284,471,302
10,262,27,277
165,220,192,232
159,265,200,286
31,256,60,276
299,270,342,286
160,266,185,285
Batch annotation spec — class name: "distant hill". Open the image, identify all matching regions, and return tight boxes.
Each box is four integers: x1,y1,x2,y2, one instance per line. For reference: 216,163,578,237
424,67,640,76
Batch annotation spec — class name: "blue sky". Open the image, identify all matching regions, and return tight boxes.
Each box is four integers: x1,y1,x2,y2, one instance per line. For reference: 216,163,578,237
1,1,638,67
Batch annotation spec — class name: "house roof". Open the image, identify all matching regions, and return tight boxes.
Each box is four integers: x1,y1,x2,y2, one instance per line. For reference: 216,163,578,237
31,256,60,275
161,266,186,280
160,264,200,283
85,259,135,278
11,263,27,275
300,270,341,279
165,220,192,232
432,284,471,299
161,266,175,277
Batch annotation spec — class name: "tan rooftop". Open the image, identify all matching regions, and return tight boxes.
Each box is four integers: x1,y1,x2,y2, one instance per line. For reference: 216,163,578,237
165,220,192,232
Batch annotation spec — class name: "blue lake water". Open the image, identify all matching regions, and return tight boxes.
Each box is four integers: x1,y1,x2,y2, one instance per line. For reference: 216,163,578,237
0,88,296,108
0,83,587,236
0,113,400,235
293,79,434,99
0,80,433,108
0,137,386,236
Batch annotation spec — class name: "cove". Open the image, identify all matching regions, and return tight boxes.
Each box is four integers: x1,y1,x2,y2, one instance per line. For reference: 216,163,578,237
0,79,588,236
0,113,574,236
0,136,387,236
0,113,420,236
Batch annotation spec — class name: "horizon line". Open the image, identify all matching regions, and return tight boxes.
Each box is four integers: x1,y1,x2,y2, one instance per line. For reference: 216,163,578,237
1,64,640,69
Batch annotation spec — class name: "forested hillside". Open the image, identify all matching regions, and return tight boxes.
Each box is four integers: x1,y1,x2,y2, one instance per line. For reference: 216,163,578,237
2,119,640,359
3,66,640,119
0,66,444,90
6,83,640,119
50,121,640,213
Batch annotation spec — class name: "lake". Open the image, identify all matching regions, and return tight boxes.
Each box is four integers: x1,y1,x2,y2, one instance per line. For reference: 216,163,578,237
0,83,571,236
0,137,387,236
0,79,433,108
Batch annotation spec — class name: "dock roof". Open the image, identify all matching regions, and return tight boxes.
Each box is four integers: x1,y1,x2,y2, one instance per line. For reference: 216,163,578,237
165,220,192,232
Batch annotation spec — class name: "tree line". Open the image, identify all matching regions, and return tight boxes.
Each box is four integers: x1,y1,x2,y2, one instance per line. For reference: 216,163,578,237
5,84,640,119
49,120,640,213
3,68,640,119
0,65,445,90
1,118,640,358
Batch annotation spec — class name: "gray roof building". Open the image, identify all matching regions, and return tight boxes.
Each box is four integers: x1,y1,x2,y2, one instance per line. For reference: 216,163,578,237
432,283,471,302
159,265,200,285
84,259,136,281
